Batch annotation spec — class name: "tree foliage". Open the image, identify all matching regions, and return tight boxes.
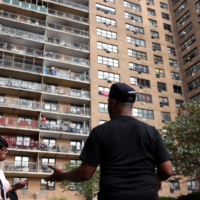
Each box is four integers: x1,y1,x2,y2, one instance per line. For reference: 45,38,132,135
162,101,200,181
59,162,100,200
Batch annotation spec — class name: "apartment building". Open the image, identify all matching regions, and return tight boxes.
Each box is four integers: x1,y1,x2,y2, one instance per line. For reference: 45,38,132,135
0,0,198,199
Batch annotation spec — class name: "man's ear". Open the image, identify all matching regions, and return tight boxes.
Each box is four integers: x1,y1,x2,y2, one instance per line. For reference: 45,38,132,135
112,99,117,108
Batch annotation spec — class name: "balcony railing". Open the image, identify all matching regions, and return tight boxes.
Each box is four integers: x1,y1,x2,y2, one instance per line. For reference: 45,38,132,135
0,25,89,52
0,11,89,37
3,161,65,173
0,41,90,67
5,139,82,154
0,77,87,95
0,97,90,116
1,0,89,21
0,59,90,82
48,0,89,12
0,117,90,134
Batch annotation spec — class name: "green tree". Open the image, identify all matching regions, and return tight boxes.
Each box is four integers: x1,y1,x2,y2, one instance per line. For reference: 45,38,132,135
162,101,200,181
59,162,100,200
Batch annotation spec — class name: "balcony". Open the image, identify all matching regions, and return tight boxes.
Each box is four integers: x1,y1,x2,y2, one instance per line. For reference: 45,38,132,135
3,161,65,177
0,25,89,53
1,0,89,22
47,0,89,12
0,41,90,68
0,11,89,38
0,59,90,83
0,96,90,116
6,139,82,154
0,117,90,136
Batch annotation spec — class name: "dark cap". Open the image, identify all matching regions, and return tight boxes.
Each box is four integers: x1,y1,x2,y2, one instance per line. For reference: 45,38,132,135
101,83,136,103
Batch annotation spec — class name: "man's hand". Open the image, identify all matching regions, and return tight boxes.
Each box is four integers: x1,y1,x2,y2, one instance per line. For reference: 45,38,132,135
44,165,65,182
156,180,162,191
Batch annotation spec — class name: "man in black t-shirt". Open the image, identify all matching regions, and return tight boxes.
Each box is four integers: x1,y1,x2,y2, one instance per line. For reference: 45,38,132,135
45,83,173,200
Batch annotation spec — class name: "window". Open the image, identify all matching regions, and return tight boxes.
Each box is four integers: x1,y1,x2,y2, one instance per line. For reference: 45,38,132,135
15,156,29,167
124,12,143,22
133,108,154,119
159,97,169,106
129,63,149,73
183,48,198,64
169,181,180,191
105,0,115,2
128,49,147,60
44,101,57,111
13,178,28,189
0,94,4,104
42,139,56,149
97,56,119,67
41,179,55,190
167,47,176,55
149,19,157,27
99,86,110,94
156,69,165,77
152,43,161,51
157,82,167,91
70,160,82,166
173,85,182,94
99,103,108,113
98,71,120,82
161,112,171,122
181,35,195,51
125,24,144,34
176,11,190,27
171,72,180,80
41,158,55,166
160,2,168,10
163,23,172,32
96,4,115,14
188,77,200,91
136,93,152,103
175,99,184,108
191,93,200,101
178,23,193,39
97,42,118,53
154,55,163,64
196,1,200,11
96,16,116,27
185,61,200,77
99,120,107,125
124,1,141,11
130,77,150,88
148,8,156,16
16,136,30,147
97,28,117,39
174,1,188,17
146,0,154,5
165,35,174,43
172,0,180,6
69,182,78,191
187,180,196,190
127,36,146,47
70,141,81,152
162,13,170,20
18,115,32,125
169,59,178,67
150,30,159,39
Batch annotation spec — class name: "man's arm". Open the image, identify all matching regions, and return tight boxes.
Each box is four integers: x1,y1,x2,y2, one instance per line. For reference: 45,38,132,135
44,161,97,182
156,160,173,182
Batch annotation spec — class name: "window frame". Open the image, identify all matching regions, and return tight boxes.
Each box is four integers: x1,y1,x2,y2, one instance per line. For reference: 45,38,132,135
159,97,169,106
99,103,108,113
40,179,55,190
124,1,141,11
161,112,171,122
154,55,163,64
13,178,28,189
133,108,154,119
160,2,168,10
129,63,149,73
188,77,200,91
175,99,184,108
150,30,159,39
128,49,147,60
174,1,188,17
136,93,152,103
163,23,172,32
152,43,161,51
97,42,118,53
183,48,198,64
178,22,193,39
149,19,158,27
125,24,144,34
96,15,116,27
173,85,182,94
157,82,167,91
156,68,165,77
127,36,146,47
147,8,156,16
171,72,180,80
180,35,196,51
162,13,170,20
176,11,190,27
98,70,120,82
124,12,143,23
130,77,151,88
97,56,119,67
96,28,117,39
96,3,116,15
165,35,174,43
185,61,200,77
167,47,176,55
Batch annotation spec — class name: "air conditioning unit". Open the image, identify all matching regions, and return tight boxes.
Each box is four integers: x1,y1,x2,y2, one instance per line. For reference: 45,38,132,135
150,24,153,27
155,62,158,64
142,118,147,122
192,72,195,76
148,13,151,16
178,80,181,83
134,31,138,34
107,80,112,83
138,71,142,74
104,10,108,14
135,44,139,47
153,48,156,51
104,22,110,26
168,20,171,23
105,37,109,40
156,74,160,78
176,104,181,108
154,24,158,27
107,65,111,68
182,22,185,25
104,0,107,2
137,58,140,60
160,102,164,107
187,46,190,49
158,89,162,92
141,101,145,105
162,120,166,123
175,66,179,70
182,31,186,35
151,36,155,39
139,86,143,89
196,9,199,13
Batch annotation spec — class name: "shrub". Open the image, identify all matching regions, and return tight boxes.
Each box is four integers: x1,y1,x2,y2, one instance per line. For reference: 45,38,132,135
159,197,177,200
47,197,68,200
177,192,200,200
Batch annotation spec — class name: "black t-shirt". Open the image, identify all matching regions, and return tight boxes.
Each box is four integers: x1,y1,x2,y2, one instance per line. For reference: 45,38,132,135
80,116,172,200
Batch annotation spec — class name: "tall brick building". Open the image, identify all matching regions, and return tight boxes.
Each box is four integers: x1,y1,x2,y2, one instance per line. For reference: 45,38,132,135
0,0,199,199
